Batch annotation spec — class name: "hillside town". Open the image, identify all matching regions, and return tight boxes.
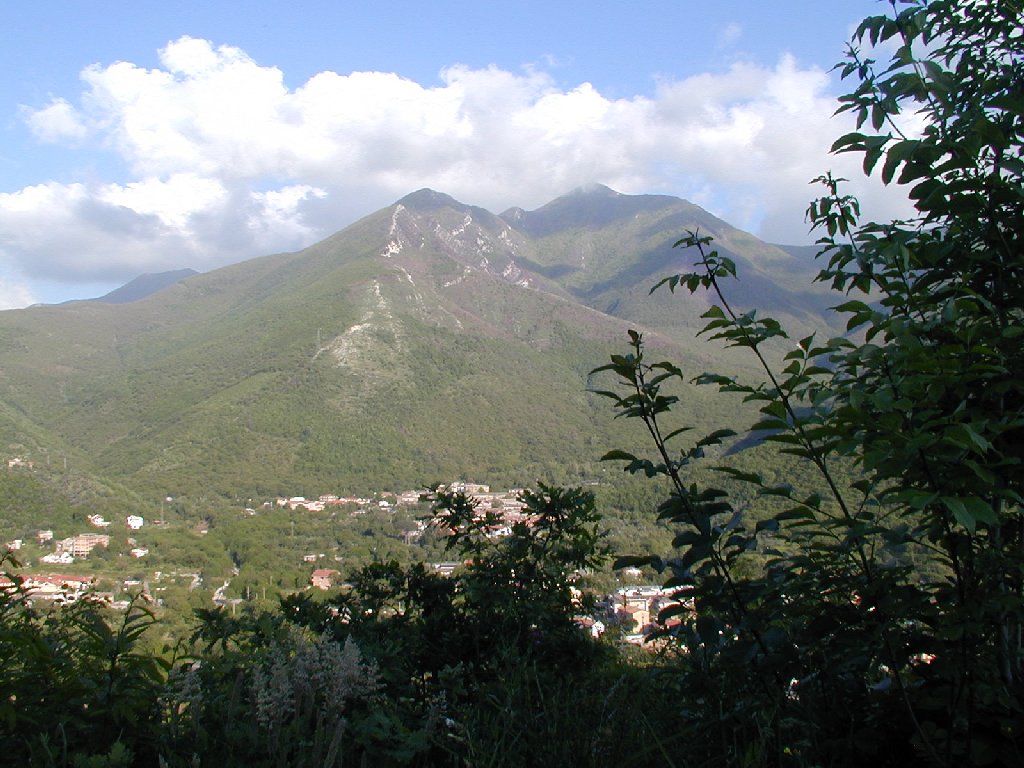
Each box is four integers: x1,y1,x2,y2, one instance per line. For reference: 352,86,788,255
3,468,689,644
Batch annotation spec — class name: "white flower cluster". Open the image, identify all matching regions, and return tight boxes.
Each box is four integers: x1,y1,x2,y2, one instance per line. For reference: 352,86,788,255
250,627,382,731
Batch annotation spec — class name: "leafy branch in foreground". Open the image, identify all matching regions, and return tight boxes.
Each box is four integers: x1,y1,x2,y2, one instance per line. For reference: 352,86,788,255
594,1,1024,765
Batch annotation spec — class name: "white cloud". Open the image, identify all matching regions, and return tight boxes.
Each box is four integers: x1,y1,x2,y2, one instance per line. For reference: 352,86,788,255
0,177,324,282
0,181,195,281
23,97,89,143
0,36,916,306
99,174,227,229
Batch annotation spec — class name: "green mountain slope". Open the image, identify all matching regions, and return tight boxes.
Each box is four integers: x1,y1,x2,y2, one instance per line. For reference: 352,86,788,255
0,186,835,500
502,184,835,337
93,268,200,304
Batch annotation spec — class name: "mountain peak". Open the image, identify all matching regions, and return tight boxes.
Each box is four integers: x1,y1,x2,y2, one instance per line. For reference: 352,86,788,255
565,183,620,198
93,268,199,304
397,188,465,211
502,185,680,237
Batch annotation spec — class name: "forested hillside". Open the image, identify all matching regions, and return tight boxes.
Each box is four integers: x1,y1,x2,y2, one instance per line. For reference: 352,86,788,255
0,185,832,499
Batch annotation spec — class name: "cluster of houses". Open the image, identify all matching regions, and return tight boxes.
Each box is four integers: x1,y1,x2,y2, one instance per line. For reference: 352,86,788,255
300,483,534,586
0,573,95,604
2,464,693,643
275,491,419,512
4,513,148,566
83,514,144,530
3,455,149,563
289,483,532,559
276,482,528,521
0,572,152,610
604,585,692,642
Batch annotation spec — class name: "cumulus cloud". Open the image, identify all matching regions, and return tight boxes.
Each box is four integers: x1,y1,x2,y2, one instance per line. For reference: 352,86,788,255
23,97,89,143
1,35,915,306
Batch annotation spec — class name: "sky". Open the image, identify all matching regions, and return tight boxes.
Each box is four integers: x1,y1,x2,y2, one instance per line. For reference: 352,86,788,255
0,1,912,309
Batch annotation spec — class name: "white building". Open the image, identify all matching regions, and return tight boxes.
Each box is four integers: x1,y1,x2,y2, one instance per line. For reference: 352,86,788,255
56,533,110,558
41,552,75,564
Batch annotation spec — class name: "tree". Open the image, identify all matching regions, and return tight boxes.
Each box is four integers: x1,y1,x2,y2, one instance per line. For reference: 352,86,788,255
596,1,1024,765
180,483,610,766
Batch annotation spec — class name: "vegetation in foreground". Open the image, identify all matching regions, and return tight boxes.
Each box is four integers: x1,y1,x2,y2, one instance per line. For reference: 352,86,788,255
1,486,682,768
596,2,1023,764
2,1,1023,766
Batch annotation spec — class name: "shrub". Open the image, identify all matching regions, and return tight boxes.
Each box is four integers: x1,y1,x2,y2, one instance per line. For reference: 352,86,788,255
596,2,1024,765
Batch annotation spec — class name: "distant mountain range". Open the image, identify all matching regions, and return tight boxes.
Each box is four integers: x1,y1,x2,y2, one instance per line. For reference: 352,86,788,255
93,269,200,304
0,185,837,500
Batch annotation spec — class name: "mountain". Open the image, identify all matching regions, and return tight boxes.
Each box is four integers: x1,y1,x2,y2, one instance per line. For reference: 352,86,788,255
0,186,836,500
93,269,200,304
501,184,834,335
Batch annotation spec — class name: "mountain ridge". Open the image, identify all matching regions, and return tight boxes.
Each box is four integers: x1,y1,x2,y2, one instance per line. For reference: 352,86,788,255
0,186,834,499
93,268,201,305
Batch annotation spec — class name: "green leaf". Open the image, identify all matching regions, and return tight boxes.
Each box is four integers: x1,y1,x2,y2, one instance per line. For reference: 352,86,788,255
942,497,975,532
696,429,737,447
948,423,991,454
715,466,763,485
600,450,638,463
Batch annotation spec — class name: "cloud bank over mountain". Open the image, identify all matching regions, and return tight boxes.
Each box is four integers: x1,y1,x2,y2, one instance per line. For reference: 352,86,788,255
0,36,912,308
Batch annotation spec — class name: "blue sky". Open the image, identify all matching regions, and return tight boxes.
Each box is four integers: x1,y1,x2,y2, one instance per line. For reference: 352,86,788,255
0,1,908,308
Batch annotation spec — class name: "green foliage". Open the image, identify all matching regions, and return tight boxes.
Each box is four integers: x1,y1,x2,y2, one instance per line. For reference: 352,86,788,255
0,482,649,767
159,483,625,767
595,1,1024,765
165,619,394,767
0,553,169,767
316,484,609,689
425,483,607,656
